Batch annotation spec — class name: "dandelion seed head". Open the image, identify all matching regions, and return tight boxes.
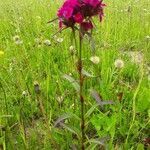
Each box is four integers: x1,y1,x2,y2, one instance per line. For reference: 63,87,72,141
114,59,124,69
22,91,27,97
129,52,143,64
13,35,23,45
13,35,20,41
43,39,51,46
57,38,63,43
90,56,100,64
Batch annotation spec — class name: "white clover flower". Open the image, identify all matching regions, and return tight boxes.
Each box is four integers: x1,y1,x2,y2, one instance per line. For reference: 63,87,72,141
114,59,124,69
90,56,100,64
57,38,63,43
43,39,51,46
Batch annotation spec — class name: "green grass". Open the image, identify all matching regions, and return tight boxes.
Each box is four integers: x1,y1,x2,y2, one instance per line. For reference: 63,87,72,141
0,0,150,149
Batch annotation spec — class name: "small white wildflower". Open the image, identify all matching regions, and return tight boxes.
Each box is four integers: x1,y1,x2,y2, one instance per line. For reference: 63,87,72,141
114,59,124,69
90,56,100,64
57,38,63,43
43,39,51,46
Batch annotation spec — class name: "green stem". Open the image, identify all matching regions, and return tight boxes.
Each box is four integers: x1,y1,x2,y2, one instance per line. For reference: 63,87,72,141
79,33,85,150
72,28,77,112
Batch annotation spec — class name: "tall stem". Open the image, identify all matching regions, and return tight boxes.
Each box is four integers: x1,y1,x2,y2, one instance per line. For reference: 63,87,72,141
78,33,85,150
72,28,77,112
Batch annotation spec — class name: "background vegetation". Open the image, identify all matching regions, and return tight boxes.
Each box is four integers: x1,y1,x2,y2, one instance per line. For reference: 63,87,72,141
0,0,150,149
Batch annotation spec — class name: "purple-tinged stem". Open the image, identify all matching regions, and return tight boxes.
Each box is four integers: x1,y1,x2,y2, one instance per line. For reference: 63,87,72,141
78,31,85,150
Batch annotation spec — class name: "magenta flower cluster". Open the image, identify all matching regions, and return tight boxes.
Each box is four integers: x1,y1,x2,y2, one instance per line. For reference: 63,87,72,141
57,0,106,31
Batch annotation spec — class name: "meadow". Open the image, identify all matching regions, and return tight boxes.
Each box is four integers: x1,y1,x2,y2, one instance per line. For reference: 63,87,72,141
0,0,150,149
